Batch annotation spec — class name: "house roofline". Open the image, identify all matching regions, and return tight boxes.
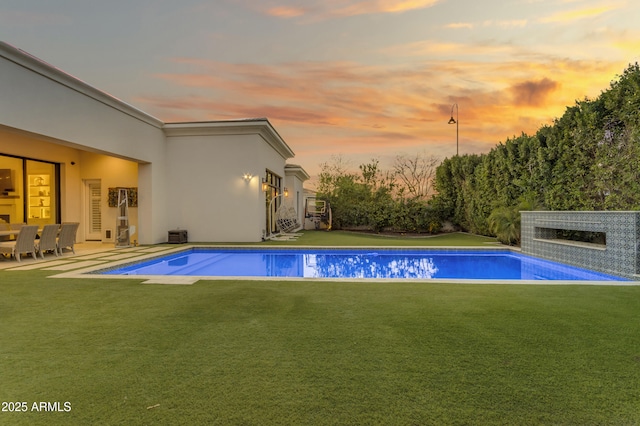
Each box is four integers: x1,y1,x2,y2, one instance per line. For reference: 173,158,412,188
163,119,295,159
285,164,310,181
1,41,297,160
0,41,164,128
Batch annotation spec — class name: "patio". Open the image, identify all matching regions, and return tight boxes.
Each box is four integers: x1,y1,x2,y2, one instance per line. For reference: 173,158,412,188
0,242,173,272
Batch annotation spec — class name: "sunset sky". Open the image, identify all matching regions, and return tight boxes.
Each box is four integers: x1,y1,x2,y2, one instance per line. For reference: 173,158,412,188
2,0,639,184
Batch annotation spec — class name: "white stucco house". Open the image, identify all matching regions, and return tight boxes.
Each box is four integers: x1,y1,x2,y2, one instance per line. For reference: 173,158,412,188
0,41,309,244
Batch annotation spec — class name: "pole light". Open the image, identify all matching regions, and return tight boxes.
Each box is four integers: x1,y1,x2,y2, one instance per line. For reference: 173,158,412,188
448,103,459,156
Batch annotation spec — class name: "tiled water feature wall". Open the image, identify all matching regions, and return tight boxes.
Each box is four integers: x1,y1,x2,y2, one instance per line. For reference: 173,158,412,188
521,211,640,280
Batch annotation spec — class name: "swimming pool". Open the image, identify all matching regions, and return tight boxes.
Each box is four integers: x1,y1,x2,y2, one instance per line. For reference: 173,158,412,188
97,248,628,281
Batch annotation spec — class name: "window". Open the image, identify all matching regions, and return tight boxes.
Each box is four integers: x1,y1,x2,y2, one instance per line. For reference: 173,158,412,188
0,154,59,226
264,170,282,235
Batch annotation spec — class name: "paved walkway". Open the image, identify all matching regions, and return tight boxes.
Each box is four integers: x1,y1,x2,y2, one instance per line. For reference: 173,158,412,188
1,242,280,285
0,242,181,277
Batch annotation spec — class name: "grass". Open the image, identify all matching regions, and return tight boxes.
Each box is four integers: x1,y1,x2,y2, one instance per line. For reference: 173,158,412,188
1,232,639,425
264,230,501,247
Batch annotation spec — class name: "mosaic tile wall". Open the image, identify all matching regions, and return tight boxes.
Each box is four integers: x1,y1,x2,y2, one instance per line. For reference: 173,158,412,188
521,211,640,280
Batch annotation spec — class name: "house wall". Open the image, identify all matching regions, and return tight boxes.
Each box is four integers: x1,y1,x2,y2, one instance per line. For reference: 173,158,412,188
0,44,164,161
1,42,307,245
521,211,640,280
0,42,168,244
284,168,310,230
165,133,287,242
288,179,304,229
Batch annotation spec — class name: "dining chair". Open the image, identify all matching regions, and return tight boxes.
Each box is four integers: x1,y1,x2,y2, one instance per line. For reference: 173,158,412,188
0,225,39,261
37,223,60,259
57,222,79,255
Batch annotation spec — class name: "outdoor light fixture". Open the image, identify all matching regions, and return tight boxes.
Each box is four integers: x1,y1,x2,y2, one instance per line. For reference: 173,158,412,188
261,179,269,192
448,103,459,156
243,173,253,182
283,187,289,197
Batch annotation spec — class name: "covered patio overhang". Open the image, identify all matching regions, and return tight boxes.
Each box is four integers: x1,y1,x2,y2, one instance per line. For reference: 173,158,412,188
0,41,169,244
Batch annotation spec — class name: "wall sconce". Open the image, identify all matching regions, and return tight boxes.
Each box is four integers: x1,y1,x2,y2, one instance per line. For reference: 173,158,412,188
243,173,253,182
283,187,289,197
261,179,269,192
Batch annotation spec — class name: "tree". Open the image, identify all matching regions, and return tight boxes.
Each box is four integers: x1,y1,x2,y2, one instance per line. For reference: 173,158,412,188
317,157,394,231
432,63,640,234
316,155,355,197
359,159,395,232
487,194,543,246
488,206,520,245
316,156,445,233
392,152,439,200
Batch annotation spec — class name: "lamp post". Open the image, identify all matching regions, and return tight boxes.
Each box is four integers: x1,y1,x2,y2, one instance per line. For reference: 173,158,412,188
448,103,459,156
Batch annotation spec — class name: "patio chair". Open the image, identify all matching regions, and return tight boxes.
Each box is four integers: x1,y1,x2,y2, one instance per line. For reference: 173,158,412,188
275,205,300,233
37,223,60,259
0,225,39,261
57,222,79,255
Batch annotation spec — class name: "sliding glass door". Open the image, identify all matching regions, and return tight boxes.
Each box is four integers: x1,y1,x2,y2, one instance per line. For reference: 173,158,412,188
0,154,59,227
0,156,24,225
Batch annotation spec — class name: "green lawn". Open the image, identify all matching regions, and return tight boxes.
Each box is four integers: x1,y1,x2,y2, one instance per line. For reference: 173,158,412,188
262,230,500,246
1,232,639,425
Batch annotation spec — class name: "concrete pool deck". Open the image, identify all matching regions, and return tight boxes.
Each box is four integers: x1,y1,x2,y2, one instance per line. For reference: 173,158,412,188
2,243,639,286
0,242,197,283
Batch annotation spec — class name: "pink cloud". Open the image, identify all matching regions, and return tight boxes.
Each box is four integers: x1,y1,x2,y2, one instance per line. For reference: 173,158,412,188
244,0,441,20
137,55,629,178
266,6,308,17
330,0,441,17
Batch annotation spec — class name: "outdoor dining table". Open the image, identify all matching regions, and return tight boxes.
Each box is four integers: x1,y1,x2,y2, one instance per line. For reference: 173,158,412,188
0,230,21,237
0,228,44,237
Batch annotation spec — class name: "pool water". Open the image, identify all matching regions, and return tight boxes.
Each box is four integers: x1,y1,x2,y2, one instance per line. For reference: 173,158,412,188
99,248,627,281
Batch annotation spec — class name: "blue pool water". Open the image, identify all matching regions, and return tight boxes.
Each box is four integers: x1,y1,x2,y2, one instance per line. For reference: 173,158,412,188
98,248,628,281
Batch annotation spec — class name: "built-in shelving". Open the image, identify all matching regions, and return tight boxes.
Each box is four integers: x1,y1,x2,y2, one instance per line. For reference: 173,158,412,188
28,174,51,220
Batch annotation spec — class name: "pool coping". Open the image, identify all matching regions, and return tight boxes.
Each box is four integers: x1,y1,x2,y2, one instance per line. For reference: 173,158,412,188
46,244,640,286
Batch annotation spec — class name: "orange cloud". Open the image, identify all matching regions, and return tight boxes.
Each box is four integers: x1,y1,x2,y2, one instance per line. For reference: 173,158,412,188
446,22,473,29
266,6,307,17
446,19,527,30
491,19,528,28
253,0,441,20
614,37,640,53
334,0,441,16
539,4,619,23
511,78,560,107
139,55,630,179
585,27,640,56
380,39,521,58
